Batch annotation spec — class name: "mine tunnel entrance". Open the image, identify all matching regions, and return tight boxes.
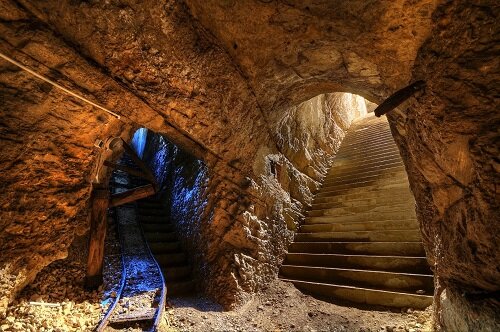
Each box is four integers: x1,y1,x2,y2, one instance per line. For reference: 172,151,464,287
98,128,208,328
279,96,434,309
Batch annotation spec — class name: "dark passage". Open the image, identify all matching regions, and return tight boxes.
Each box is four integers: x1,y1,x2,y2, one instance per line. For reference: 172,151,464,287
123,128,209,296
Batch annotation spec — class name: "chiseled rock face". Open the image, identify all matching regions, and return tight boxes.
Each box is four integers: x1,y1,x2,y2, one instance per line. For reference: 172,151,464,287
0,0,498,329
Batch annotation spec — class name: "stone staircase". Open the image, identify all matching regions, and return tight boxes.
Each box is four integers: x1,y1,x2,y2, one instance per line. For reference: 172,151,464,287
137,198,195,296
279,113,433,309
117,155,195,296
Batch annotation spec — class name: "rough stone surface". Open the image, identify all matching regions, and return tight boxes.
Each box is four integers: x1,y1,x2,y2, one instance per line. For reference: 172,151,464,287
0,0,498,330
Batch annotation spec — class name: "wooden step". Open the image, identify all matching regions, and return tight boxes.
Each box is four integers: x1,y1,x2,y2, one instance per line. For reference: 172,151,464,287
295,230,421,242
324,163,404,182
280,279,432,309
334,143,399,160
287,241,425,256
307,202,416,217
327,156,403,174
322,168,407,187
305,210,415,224
314,181,409,199
324,161,404,180
311,195,414,210
312,187,413,204
284,253,431,274
280,265,433,294
300,220,419,233
318,177,408,193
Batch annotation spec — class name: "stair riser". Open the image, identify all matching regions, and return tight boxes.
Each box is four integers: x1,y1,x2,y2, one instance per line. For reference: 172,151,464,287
307,203,415,217
314,181,409,199
311,196,414,210
322,169,407,187
344,128,392,141
332,151,401,167
319,177,407,193
283,280,433,309
284,254,431,274
327,157,402,174
300,220,419,233
334,142,399,159
314,182,409,199
288,242,425,256
306,211,416,224
325,163,404,182
340,137,396,150
333,148,400,164
280,266,433,293
324,161,404,180
295,230,421,242
313,188,413,204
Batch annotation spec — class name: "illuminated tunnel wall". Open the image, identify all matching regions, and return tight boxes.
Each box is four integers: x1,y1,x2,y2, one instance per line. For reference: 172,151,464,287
131,128,209,279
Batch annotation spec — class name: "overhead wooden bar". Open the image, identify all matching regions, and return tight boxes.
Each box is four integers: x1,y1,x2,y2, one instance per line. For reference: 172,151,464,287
109,184,156,208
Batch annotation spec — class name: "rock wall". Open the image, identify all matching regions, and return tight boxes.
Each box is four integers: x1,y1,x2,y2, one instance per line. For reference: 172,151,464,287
387,1,500,329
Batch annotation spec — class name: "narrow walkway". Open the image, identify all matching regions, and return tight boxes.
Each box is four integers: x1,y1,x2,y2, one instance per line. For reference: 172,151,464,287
280,113,433,308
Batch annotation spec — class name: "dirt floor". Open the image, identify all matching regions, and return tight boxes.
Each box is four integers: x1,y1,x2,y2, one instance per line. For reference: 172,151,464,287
0,259,433,332
163,280,433,332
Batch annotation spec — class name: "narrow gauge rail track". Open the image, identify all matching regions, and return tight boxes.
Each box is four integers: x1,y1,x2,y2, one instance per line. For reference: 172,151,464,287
97,158,166,331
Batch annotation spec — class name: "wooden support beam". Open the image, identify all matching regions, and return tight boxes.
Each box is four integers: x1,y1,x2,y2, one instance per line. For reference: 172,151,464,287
121,139,158,190
109,184,156,208
103,160,150,181
85,188,110,289
374,80,426,117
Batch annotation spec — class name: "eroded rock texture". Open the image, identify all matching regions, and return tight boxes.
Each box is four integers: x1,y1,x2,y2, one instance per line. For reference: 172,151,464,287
0,0,498,330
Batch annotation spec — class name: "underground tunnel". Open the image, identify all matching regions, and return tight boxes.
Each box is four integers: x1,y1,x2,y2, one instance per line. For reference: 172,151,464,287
0,0,498,331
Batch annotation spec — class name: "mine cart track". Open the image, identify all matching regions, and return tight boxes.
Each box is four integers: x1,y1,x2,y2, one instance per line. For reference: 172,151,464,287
97,160,166,331
97,203,167,332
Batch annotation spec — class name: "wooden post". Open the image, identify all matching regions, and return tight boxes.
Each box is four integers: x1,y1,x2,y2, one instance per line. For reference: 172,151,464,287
85,187,110,289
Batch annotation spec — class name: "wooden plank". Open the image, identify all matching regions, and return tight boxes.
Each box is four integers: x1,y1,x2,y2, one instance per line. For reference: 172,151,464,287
85,188,110,289
103,160,150,180
121,139,158,189
109,184,155,208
